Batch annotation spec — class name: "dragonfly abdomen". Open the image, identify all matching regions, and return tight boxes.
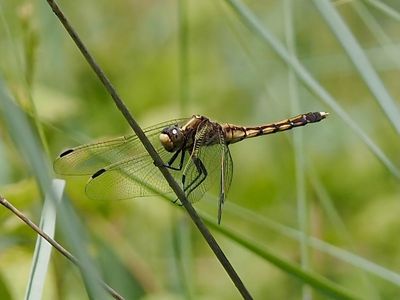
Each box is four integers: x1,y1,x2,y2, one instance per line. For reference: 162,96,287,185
223,112,328,144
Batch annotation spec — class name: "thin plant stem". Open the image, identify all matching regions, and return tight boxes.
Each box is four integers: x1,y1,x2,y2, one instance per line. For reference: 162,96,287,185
44,0,252,298
178,0,189,115
0,196,124,300
202,213,359,300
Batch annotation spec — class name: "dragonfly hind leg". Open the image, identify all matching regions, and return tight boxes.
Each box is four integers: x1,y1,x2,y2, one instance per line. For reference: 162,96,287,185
169,153,208,205
182,157,208,200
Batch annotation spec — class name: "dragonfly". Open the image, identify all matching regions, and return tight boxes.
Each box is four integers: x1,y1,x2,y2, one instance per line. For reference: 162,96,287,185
54,111,328,224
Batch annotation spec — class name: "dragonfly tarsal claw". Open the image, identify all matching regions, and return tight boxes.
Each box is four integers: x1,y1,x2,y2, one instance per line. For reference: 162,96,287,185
172,198,183,206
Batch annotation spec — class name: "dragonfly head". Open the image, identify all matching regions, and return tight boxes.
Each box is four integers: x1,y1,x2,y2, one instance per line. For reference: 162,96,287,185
160,125,185,152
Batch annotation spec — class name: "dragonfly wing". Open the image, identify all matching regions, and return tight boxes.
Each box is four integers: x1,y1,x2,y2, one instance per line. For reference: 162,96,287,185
218,141,233,223
54,135,139,175
85,143,189,200
222,143,233,197
54,118,189,175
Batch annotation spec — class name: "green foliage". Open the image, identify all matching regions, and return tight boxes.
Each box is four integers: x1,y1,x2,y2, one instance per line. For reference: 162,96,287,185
1,0,400,299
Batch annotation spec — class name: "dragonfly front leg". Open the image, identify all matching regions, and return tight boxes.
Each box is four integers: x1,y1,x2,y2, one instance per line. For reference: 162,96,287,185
164,148,186,171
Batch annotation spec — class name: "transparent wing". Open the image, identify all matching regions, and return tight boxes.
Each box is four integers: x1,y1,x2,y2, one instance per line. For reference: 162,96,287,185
221,143,233,199
54,118,189,175
218,141,233,223
182,122,233,204
85,146,189,200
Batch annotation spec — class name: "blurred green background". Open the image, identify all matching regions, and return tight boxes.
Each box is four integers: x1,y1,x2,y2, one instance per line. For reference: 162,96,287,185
1,0,400,299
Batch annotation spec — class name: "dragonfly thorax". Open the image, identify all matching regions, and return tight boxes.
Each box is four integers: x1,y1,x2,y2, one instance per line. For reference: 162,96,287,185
159,125,185,152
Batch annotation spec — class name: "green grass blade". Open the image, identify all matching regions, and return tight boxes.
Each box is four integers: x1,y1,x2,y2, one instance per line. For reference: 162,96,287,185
178,0,190,115
284,1,311,298
363,0,400,21
201,212,359,300
176,2,194,296
170,220,194,299
219,202,400,287
24,179,65,300
0,80,50,192
313,0,400,134
0,273,12,300
94,238,146,299
224,0,400,179
0,79,110,300
308,237,400,287
309,168,381,298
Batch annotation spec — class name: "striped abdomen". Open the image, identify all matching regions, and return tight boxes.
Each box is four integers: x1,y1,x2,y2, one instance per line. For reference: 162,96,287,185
223,112,328,144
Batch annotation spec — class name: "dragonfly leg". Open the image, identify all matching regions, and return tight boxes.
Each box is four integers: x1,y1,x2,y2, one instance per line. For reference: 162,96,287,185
183,157,208,199
169,150,187,205
172,198,183,205
164,148,186,171
173,153,208,206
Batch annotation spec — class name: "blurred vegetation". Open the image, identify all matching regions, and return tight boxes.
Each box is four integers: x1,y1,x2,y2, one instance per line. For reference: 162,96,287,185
1,0,400,299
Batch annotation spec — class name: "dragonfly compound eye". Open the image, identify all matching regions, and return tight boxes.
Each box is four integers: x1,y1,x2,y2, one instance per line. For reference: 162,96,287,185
160,126,184,152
